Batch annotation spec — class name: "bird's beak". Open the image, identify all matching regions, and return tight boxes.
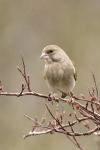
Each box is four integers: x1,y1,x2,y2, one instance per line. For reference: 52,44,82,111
40,53,49,60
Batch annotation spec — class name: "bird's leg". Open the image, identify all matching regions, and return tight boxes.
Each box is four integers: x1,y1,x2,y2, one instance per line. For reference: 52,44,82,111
61,92,73,98
69,92,73,97
58,89,68,98
61,92,67,98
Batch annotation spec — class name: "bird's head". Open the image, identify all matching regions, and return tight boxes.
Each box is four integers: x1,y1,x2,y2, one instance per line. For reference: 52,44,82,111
40,45,67,64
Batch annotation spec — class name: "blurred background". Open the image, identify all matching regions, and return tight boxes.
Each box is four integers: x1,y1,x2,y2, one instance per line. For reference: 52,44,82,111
0,0,100,150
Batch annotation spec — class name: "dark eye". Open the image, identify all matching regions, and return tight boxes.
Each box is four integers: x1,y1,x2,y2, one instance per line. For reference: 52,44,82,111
47,50,53,54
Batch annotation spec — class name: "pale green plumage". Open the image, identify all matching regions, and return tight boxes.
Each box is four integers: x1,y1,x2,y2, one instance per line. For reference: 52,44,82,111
41,45,76,97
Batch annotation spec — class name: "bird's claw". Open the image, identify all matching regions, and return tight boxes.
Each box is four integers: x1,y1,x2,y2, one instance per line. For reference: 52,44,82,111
48,93,55,101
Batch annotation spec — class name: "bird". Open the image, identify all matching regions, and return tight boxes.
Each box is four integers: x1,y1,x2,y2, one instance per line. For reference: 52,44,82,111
40,45,77,98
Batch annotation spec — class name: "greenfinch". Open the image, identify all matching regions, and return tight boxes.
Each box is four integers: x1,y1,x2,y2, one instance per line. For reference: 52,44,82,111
40,45,77,98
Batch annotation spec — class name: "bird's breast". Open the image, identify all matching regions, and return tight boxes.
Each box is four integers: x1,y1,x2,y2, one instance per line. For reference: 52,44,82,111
44,63,64,85
44,62,75,94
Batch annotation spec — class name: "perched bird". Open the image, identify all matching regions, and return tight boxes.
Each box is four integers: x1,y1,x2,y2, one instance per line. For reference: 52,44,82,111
40,45,77,98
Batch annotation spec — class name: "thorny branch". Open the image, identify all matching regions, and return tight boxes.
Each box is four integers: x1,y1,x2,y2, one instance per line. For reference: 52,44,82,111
0,58,100,150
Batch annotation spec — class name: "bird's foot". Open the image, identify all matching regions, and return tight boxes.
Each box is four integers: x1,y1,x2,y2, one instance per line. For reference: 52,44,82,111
48,93,55,101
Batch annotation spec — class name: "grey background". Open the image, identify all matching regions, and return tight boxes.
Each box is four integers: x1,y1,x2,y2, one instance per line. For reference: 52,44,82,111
0,0,100,150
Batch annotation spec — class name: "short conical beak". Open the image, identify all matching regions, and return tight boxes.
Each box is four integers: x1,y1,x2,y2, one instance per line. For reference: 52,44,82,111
40,53,48,59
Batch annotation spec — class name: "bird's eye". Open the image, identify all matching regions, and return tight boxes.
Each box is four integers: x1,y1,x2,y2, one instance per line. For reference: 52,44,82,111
47,50,53,54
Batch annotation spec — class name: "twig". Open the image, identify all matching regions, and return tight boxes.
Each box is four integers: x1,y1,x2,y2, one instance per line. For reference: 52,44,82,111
45,103,79,147
18,84,25,97
92,72,98,99
17,57,31,92
68,121,84,150
0,58,100,150
24,114,35,122
23,124,100,139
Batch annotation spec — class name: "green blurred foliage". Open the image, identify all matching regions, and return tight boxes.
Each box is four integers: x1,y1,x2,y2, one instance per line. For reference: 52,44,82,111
0,0,100,150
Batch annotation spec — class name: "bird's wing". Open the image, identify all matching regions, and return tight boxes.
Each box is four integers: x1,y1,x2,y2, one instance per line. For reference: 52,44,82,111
74,71,77,81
